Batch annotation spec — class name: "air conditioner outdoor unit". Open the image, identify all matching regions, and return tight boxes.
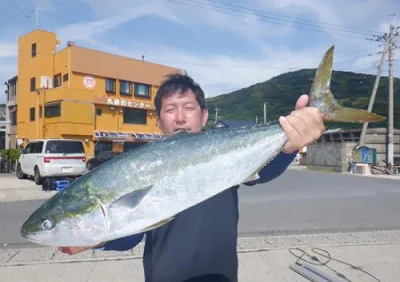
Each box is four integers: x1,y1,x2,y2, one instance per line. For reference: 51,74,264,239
47,77,53,88
40,76,48,88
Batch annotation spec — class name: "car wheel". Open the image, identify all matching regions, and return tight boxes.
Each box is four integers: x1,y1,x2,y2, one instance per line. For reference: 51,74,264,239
87,162,93,170
34,166,44,185
16,163,27,179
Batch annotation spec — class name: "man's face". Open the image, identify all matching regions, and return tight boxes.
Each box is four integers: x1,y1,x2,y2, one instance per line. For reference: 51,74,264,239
156,90,208,136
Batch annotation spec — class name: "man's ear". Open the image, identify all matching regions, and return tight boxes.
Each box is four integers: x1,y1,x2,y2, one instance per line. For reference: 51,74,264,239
202,108,209,127
156,116,162,130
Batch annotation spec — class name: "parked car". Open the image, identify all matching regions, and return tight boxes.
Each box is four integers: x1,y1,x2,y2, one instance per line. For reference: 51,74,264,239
86,151,122,170
16,139,86,185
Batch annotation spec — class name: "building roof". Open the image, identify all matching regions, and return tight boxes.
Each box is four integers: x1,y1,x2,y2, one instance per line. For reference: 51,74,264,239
70,45,182,86
5,75,17,84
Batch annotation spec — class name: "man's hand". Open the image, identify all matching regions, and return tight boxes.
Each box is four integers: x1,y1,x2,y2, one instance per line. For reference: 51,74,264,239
58,242,105,255
279,94,325,154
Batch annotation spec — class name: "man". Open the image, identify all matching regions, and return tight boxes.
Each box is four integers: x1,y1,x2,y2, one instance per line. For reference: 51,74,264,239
59,73,325,281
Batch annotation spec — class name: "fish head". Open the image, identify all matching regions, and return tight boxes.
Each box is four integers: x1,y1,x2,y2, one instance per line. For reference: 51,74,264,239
21,186,107,247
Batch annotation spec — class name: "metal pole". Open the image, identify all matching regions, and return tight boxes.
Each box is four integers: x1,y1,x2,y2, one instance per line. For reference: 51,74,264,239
388,25,395,165
263,102,266,124
359,37,390,146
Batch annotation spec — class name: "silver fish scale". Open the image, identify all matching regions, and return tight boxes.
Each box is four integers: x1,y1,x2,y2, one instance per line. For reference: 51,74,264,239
68,124,285,204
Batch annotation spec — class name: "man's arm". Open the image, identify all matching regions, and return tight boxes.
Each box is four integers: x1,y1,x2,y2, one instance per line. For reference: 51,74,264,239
243,93,324,186
98,233,145,251
58,233,145,255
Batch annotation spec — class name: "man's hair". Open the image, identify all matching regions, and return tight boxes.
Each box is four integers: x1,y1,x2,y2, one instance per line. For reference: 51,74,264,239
154,73,207,116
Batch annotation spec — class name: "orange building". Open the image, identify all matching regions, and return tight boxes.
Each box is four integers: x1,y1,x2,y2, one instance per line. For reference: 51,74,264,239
11,29,181,159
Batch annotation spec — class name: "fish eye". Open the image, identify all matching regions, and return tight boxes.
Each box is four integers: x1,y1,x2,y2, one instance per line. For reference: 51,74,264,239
42,219,53,230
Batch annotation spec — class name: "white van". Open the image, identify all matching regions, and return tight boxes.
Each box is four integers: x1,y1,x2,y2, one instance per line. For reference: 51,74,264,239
16,139,86,184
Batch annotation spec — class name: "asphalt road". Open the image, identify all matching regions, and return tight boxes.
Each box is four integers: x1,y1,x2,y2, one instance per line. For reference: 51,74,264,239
1,169,400,248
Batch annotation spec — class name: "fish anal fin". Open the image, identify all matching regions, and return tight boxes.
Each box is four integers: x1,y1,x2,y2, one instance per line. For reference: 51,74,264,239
141,217,175,232
243,173,260,183
109,185,152,209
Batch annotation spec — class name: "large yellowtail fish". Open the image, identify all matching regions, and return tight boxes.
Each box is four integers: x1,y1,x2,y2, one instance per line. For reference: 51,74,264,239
21,46,385,246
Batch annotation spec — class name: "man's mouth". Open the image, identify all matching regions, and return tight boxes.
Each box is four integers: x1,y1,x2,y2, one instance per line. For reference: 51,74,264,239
174,128,190,132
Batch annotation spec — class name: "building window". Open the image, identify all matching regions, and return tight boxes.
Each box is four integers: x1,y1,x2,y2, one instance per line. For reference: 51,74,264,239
63,74,69,82
135,83,150,98
39,106,42,118
8,82,16,97
106,78,116,93
45,102,61,117
32,43,36,57
120,80,131,95
30,107,35,121
54,74,61,87
123,108,147,125
30,77,36,92
96,108,102,116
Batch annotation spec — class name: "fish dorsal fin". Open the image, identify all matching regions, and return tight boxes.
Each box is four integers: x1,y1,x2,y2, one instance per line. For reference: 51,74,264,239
109,185,152,209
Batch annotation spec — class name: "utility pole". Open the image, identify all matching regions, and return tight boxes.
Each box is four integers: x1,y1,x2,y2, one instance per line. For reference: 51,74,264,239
388,24,398,165
263,102,266,124
359,32,391,146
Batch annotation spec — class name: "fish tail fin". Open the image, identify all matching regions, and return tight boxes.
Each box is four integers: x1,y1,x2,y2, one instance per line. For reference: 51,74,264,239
309,45,385,123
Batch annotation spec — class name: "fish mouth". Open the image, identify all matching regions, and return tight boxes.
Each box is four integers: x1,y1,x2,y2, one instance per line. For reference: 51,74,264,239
20,228,40,244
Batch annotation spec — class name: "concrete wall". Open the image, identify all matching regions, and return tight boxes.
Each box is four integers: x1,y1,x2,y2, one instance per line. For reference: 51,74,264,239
312,128,400,169
307,142,357,172
363,129,400,163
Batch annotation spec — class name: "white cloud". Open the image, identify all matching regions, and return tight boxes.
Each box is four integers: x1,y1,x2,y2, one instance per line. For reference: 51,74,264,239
3,0,400,104
88,39,322,97
0,43,18,58
0,58,17,103
56,1,182,44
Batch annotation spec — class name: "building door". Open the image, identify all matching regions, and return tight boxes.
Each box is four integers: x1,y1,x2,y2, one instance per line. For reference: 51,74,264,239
94,141,112,156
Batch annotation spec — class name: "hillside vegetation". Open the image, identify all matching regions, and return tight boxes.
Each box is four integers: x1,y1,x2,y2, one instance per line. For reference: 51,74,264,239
206,69,400,130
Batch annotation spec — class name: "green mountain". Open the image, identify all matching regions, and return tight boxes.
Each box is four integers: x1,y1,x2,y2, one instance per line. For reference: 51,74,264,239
206,69,400,130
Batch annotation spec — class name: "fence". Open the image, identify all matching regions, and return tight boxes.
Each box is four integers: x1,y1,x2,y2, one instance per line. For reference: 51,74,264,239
0,160,17,173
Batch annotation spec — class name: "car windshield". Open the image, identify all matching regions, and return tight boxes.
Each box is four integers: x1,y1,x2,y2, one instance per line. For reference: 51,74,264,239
45,141,84,154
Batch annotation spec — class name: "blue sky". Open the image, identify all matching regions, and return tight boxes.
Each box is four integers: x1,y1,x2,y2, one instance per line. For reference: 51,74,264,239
1,0,400,104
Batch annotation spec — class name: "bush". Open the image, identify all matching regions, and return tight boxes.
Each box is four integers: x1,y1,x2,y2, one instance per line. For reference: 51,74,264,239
0,149,20,162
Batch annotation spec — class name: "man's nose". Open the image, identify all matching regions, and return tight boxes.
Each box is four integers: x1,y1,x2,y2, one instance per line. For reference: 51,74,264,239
175,109,186,124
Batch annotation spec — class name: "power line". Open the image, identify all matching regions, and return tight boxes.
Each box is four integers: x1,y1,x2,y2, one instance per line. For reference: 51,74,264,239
204,0,378,35
169,0,376,39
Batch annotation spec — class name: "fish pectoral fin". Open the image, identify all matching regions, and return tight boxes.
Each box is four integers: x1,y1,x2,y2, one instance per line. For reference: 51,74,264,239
243,173,260,183
140,217,175,232
109,185,152,209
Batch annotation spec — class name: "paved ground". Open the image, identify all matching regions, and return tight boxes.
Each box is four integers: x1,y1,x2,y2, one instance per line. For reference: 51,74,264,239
0,173,56,203
1,230,399,281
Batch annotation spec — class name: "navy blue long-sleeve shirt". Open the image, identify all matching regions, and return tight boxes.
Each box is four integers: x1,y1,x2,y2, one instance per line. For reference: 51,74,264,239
100,151,297,281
